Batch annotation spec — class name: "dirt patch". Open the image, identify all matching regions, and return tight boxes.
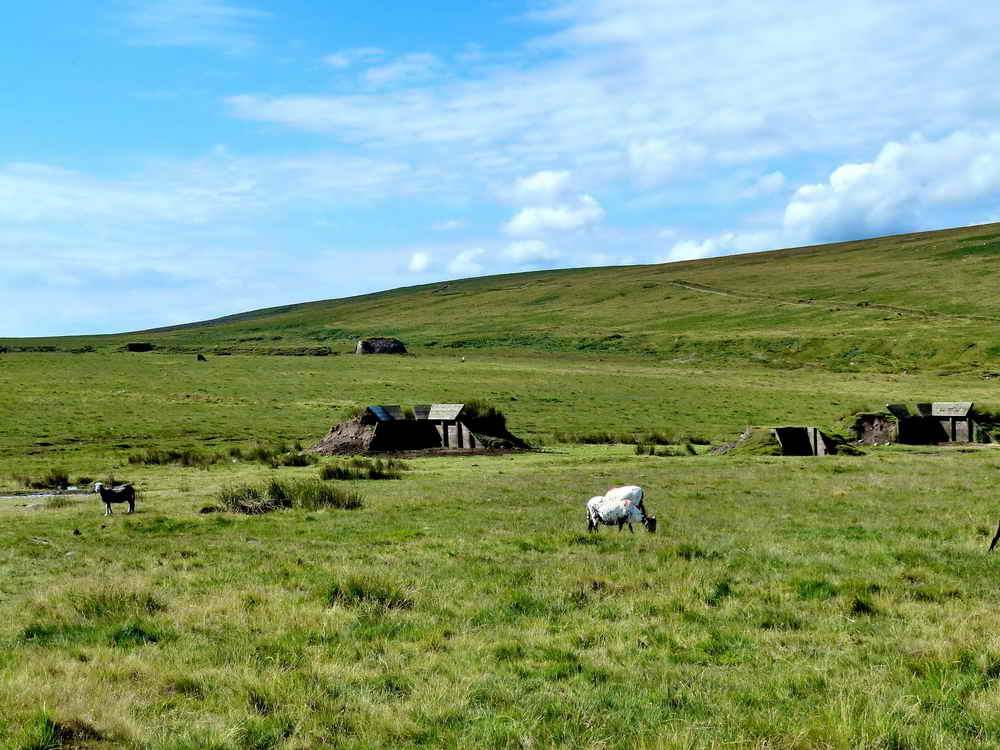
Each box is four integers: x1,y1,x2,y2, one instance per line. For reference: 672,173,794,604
309,419,376,455
852,413,897,445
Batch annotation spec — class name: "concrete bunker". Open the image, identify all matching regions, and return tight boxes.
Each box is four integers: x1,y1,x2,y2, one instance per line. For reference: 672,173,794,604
310,402,524,455
852,402,982,445
773,427,835,456
711,426,837,456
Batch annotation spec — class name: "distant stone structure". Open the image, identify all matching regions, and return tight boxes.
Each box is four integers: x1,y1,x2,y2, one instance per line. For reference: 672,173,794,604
355,337,407,355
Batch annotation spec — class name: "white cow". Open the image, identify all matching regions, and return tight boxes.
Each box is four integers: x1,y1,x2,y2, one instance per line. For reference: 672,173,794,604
586,485,656,533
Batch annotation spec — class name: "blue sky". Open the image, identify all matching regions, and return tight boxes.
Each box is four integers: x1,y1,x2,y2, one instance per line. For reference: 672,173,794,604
3,0,1000,336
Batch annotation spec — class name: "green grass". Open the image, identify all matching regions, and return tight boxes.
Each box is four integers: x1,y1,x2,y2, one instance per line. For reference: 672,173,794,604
6,440,1000,747
7,225,1000,746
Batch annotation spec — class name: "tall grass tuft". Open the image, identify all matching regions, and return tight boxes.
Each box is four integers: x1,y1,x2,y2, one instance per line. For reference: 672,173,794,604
227,441,317,468
68,588,165,620
18,467,72,490
319,456,407,481
128,447,223,468
326,575,413,611
216,478,362,514
13,713,105,750
557,430,683,446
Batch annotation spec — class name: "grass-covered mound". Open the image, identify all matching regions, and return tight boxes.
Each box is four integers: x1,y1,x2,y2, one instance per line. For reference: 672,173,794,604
460,399,530,450
711,427,783,456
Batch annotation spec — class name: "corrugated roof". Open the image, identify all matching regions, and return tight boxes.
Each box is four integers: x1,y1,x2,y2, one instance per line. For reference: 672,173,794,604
366,405,404,422
412,404,431,420
931,402,973,417
428,403,464,421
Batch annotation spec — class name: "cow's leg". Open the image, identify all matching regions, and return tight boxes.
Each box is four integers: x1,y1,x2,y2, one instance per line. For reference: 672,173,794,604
105,503,112,516
127,498,135,514
628,523,634,533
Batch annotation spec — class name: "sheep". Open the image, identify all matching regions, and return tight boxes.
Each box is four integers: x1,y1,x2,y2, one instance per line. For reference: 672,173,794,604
94,482,135,516
586,485,656,533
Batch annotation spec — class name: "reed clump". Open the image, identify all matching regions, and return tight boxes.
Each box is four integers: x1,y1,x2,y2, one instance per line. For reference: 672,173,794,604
216,478,362,514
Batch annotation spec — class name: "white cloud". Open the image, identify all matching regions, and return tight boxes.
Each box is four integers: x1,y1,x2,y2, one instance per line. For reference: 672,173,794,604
784,131,1000,242
504,194,604,236
0,150,417,226
323,47,384,69
227,1,1000,192
448,248,486,275
510,170,573,203
628,139,707,185
742,171,786,198
122,0,269,53
364,53,443,87
664,130,1000,262
503,240,560,262
661,231,777,263
408,251,432,272
431,219,465,231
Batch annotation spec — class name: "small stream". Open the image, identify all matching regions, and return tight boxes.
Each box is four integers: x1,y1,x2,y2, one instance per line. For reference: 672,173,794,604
0,488,90,502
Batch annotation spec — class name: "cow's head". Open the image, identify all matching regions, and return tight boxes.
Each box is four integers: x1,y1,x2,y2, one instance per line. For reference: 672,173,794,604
642,515,657,533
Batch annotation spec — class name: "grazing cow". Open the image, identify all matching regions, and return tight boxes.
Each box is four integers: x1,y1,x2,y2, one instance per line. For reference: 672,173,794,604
94,482,135,516
586,485,656,533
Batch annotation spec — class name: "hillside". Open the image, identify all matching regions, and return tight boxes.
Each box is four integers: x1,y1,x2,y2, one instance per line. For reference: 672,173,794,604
5,223,1000,373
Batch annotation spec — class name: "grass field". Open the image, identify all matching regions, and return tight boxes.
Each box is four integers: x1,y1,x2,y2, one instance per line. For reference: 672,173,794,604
5,227,1000,748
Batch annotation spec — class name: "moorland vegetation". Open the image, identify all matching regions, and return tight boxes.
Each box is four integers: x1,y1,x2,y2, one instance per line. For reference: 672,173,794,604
3,225,1000,748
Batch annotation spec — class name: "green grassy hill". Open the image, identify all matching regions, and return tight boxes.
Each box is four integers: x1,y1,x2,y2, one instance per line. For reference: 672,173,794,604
5,222,1000,373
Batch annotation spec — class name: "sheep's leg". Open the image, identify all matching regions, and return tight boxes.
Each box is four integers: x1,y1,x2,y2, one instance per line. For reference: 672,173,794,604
989,521,1000,552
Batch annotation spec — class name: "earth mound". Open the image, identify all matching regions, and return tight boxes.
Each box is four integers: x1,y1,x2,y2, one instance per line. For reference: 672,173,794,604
309,419,376,454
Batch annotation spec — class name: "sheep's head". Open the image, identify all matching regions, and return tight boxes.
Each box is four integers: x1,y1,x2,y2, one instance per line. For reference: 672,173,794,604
642,515,657,533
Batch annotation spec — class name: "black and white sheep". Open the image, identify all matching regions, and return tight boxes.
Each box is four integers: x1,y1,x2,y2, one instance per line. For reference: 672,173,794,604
94,482,135,516
586,485,656,533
